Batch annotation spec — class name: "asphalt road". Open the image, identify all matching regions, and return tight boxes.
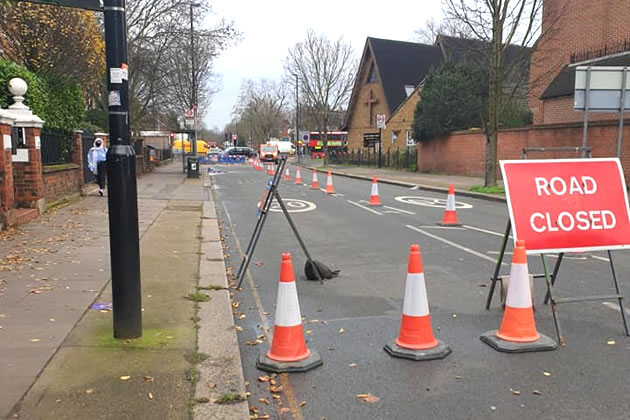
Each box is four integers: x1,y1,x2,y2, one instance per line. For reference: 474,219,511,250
211,161,630,420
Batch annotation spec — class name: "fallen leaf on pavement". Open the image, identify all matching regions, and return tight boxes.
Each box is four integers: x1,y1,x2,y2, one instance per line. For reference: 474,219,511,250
272,395,280,400
253,261,264,267
305,330,312,335
356,394,379,403
30,338,40,342
259,398,269,405
338,328,344,334
235,326,243,332
147,392,154,400
543,371,551,377
280,408,290,413
607,340,616,345
455,376,463,380
356,394,369,398
144,376,154,382
510,389,521,396
86,389,94,395
119,375,131,381
533,390,542,395
299,401,307,407
348,363,357,367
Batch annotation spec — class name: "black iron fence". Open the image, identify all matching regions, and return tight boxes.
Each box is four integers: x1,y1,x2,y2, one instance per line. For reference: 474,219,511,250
41,130,73,165
329,148,418,172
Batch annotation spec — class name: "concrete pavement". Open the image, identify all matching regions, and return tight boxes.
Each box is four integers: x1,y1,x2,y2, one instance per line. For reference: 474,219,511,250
1,162,247,419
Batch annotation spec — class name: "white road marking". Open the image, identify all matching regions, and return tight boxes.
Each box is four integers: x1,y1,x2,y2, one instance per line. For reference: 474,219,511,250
602,301,630,315
463,224,512,238
332,193,344,197
383,205,416,215
396,196,474,209
592,255,611,262
347,200,383,215
406,225,500,264
267,199,317,213
410,186,419,190
417,225,466,230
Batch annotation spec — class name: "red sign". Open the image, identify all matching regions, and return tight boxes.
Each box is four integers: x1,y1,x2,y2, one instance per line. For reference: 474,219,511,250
501,158,630,254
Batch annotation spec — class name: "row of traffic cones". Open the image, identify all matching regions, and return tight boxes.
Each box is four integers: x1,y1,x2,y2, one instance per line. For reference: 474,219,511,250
252,161,464,224
257,240,556,374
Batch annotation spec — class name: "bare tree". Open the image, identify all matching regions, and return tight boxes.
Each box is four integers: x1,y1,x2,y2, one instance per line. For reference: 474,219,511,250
232,79,289,146
445,0,542,186
285,29,356,166
414,16,474,44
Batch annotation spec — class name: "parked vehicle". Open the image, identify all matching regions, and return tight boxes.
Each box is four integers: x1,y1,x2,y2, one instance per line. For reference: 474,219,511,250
221,146,257,158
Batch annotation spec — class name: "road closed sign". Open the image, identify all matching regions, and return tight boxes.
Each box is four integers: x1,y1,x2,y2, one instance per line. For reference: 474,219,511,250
501,158,630,254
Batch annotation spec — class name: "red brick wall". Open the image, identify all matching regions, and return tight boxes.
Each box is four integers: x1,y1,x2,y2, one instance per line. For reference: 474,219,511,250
541,97,623,125
0,123,14,210
418,122,630,179
13,127,43,206
529,0,630,124
42,165,81,202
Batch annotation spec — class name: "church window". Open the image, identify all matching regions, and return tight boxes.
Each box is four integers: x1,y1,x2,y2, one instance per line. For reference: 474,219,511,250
367,62,378,84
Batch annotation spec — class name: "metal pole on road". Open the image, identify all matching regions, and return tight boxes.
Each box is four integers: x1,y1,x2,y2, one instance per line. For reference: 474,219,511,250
104,0,142,339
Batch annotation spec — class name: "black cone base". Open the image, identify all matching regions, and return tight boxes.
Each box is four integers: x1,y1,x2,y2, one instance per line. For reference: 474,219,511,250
384,339,452,361
480,330,557,353
256,350,322,373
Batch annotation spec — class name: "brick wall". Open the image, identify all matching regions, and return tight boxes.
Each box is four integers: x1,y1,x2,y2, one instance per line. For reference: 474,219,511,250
0,123,14,211
418,121,630,179
13,127,43,206
42,164,81,202
542,97,623,125
529,0,630,124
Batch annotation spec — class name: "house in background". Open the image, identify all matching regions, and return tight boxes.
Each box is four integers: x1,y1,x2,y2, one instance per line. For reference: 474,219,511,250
528,0,630,125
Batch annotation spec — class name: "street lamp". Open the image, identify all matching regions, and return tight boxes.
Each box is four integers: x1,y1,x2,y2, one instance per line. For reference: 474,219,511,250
293,73,300,162
190,2,200,157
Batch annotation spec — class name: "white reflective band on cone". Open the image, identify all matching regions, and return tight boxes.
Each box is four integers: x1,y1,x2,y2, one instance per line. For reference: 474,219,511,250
312,172,318,181
402,273,430,316
505,263,531,308
446,194,456,210
371,183,379,195
275,282,302,326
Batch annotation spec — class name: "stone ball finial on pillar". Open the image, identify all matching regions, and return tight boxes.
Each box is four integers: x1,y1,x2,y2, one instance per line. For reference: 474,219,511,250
8,78,29,111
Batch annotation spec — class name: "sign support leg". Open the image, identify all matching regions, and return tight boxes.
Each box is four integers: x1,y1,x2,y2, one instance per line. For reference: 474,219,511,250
607,250,630,336
544,252,564,304
486,219,511,309
541,255,564,345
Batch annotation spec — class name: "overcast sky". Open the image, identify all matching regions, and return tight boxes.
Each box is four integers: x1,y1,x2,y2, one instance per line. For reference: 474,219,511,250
203,0,443,131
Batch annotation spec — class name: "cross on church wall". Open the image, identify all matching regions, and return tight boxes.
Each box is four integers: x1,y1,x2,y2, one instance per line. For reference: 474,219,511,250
365,90,378,125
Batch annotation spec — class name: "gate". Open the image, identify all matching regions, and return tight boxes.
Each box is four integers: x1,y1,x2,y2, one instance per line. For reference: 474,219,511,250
82,132,96,184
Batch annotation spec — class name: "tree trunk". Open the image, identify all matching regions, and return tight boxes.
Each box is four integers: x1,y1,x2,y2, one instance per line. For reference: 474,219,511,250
485,2,502,187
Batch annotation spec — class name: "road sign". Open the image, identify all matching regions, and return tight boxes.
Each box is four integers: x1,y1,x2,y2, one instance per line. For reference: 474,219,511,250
363,132,380,147
232,134,238,141
376,114,386,129
574,66,630,111
501,158,630,253
184,109,194,118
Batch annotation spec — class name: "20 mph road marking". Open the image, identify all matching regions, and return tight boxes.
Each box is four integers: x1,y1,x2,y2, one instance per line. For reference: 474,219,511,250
406,225,499,264
347,200,383,215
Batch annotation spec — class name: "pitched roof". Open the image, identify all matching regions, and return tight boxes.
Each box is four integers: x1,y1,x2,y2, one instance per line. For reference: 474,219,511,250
368,37,443,114
541,52,630,99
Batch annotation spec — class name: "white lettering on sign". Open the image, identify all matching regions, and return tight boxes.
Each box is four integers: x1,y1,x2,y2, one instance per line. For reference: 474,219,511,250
534,176,597,196
530,210,616,233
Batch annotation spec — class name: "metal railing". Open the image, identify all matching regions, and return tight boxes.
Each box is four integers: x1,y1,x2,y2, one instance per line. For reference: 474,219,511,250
41,130,73,165
329,148,418,172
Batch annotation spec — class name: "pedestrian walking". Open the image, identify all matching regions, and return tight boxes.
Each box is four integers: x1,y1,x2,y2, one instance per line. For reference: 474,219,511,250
88,138,107,196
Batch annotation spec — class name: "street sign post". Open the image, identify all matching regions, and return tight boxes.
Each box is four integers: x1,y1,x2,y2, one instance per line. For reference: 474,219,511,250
376,114,385,168
406,130,415,147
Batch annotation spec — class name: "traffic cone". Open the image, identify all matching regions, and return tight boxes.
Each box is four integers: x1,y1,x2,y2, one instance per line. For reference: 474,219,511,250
311,169,319,189
295,166,303,184
480,240,557,353
369,177,381,206
385,245,451,361
437,184,462,226
267,164,274,176
325,171,335,194
284,166,291,181
257,253,323,373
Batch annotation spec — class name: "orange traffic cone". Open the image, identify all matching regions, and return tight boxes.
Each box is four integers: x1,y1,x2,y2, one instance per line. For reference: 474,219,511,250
257,253,323,373
267,164,274,176
385,245,451,361
325,171,335,194
295,166,302,184
438,184,461,226
311,169,319,189
480,240,557,353
284,166,291,181
369,177,381,206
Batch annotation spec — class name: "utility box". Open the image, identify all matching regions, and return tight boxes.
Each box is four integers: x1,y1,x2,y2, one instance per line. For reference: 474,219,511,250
187,157,200,178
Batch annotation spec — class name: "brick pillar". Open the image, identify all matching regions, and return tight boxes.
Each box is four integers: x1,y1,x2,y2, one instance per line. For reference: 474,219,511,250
72,130,84,189
13,125,44,212
0,111,16,227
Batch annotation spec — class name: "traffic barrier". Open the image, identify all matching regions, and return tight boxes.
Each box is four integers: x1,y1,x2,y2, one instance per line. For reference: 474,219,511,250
311,169,319,189
295,166,302,184
267,164,274,175
257,253,323,373
385,244,451,361
438,184,462,226
325,171,335,194
369,176,382,206
480,240,557,353
284,166,291,181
